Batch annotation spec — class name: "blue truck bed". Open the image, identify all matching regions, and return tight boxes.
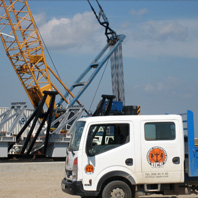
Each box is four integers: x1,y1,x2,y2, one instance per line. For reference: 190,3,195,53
183,110,198,177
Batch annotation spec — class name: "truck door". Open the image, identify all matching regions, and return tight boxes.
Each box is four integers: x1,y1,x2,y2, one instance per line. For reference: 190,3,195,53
81,122,135,191
141,119,184,184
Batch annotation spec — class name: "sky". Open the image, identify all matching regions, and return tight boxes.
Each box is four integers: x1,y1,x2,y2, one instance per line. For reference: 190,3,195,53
0,0,198,135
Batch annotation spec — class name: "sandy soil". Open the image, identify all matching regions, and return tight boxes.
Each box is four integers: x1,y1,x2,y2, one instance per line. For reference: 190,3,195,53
0,162,197,198
0,162,79,198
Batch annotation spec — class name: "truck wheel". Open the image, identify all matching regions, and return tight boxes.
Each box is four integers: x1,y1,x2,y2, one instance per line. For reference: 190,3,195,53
102,180,132,198
81,197,95,198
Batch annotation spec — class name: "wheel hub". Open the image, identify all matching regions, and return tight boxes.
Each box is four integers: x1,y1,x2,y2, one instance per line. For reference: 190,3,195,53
110,187,125,198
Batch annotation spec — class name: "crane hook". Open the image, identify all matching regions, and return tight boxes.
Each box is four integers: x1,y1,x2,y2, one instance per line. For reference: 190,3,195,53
87,0,117,44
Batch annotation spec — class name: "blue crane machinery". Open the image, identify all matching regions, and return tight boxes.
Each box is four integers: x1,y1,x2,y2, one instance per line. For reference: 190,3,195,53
57,0,126,108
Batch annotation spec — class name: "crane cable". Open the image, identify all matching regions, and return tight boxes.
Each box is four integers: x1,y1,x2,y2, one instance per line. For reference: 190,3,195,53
88,58,109,113
33,18,63,82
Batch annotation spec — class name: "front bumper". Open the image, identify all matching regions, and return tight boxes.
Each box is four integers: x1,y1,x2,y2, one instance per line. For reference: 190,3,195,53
61,178,99,197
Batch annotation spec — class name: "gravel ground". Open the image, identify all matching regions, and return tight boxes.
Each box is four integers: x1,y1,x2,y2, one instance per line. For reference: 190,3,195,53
0,162,197,198
0,162,79,198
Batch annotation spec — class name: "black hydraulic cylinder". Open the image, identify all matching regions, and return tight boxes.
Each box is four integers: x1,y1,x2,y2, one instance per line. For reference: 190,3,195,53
93,95,115,116
9,91,58,156
20,93,48,154
26,112,48,155
92,96,106,116
43,91,57,155
8,95,47,152
104,95,115,115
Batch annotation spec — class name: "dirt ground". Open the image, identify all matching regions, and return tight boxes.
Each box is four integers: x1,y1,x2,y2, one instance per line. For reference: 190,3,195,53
0,162,79,198
0,162,197,198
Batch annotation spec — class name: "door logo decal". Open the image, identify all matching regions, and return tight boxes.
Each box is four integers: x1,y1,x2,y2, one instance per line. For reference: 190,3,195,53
147,146,167,168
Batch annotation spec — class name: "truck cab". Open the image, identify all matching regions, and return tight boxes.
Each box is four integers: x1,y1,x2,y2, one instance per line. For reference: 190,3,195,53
62,111,198,197
62,113,189,197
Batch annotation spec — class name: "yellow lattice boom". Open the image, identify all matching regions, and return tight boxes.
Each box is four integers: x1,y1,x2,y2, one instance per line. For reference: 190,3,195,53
0,0,80,109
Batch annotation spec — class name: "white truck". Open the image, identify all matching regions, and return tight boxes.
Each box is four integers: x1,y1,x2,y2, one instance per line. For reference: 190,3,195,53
61,110,198,197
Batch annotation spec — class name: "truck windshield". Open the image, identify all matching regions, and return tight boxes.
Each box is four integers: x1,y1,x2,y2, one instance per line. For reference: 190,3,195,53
69,121,85,151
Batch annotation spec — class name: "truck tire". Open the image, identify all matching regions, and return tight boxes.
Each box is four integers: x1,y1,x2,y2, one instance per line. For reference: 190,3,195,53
102,180,132,198
81,197,95,198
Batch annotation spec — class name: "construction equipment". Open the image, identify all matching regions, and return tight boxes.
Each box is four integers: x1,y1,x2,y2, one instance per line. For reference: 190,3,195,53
0,102,27,136
0,0,80,110
0,0,127,158
93,94,140,117
0,0,84,157
0,0,125,112
7,91,85,156
57,0,126,107
88,0,125,104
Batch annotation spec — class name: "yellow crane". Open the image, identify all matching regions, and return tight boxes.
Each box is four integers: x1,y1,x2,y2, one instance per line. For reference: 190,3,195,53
0,0,80,110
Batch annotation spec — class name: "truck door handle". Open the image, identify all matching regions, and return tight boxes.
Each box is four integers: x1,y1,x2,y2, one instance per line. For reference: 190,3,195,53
172,157,180,164
125,158,133,166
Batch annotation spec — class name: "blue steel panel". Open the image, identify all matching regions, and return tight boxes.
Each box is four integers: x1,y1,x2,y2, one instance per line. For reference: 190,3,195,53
187,110,198,177
195,147,198,176
102,101,123,113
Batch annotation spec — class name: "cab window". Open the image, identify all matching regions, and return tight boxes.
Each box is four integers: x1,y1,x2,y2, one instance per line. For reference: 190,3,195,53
87,123,129,156
145,122,175,141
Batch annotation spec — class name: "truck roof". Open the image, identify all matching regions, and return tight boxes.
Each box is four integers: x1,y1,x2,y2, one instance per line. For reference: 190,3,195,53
79,114,182,123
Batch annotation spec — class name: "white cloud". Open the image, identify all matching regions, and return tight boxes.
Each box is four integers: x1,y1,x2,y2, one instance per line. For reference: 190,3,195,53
130,9,148,16
145,84,154,93
121,21,131,29
140,21,187,41
33,12,46,25
33,10,198,58
36,11,105,53
122,19,198,58
144,76,180,94
138,20,188,41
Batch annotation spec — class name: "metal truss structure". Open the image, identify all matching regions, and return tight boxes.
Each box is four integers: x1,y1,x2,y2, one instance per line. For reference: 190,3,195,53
0,0,80,110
